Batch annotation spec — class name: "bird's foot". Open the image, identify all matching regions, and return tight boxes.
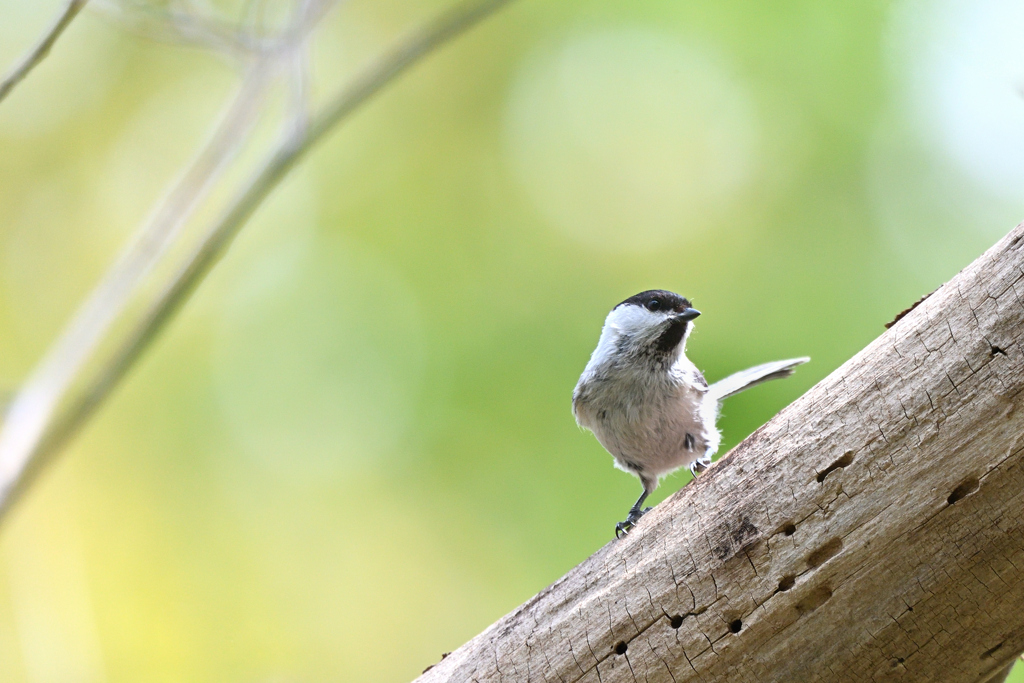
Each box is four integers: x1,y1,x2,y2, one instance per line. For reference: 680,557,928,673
615,506,653,538
689,456,712,478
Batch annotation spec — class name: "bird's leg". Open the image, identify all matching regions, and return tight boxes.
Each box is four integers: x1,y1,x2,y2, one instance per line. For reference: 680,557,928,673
615,486,653,538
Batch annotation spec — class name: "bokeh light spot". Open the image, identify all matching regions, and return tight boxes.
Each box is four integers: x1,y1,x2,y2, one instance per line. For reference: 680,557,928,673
888,0,1024,200
871,0,1024,282
503,28,761,251
212,231,424,481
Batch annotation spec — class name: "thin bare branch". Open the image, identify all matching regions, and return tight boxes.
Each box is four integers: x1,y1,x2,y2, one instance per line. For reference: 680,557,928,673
280,0,342,47
92,0,339,59
90,0,260,58
0,0,90,105
287,47,311,139
0,63,272,511
0,0,516,517
285,0,322,139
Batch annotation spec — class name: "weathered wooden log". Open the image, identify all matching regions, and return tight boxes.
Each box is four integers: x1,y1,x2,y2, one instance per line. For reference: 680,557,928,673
417,223,1024,683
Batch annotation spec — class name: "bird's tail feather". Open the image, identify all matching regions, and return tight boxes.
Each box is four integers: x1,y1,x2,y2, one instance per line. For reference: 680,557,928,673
708,357,809,401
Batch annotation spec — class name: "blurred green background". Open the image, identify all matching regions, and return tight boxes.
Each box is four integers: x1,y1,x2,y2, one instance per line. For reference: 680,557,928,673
1,0,1023,681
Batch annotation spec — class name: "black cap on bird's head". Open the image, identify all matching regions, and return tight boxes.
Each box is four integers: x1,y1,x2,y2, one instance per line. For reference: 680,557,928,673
610,289,701,354
615,290,700,319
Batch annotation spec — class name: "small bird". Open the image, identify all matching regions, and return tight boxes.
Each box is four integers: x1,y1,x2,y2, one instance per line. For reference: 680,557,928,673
572,290,808,538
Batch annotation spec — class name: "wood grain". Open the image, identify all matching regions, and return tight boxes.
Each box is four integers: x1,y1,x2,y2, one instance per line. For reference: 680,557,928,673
417,223,1024,683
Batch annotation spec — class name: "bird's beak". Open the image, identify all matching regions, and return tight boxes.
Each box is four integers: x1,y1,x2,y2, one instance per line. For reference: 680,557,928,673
677,308,701,322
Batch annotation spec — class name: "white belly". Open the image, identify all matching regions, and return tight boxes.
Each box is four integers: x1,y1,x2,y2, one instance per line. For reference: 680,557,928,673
575,364,721,486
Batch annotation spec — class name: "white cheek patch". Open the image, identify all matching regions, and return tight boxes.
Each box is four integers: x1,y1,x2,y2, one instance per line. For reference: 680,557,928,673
584,305,678,377
605,305,670,339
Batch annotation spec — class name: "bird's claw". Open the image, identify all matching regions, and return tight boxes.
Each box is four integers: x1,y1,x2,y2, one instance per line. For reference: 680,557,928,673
615,506,653,538
689,457,712,477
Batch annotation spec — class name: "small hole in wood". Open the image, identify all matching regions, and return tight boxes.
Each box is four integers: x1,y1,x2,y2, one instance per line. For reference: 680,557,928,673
795,585,833,615
670,615,684,629
729,619,742,633
806,538,843,569
816,451,855,483
981,642,1004,659
614,641,627,655
947,477,979,505
777,575,795,592
990,344,1007,357
782,523,797,536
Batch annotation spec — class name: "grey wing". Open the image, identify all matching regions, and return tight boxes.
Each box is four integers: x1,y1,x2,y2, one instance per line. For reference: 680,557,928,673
708,357,809,401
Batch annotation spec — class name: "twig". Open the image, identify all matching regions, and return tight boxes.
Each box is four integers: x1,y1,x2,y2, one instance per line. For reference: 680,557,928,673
90,0,259,58
0,0,90,105
287,46,311,139
91,0,339,60
0,63,272,511
285,0,320,140
0,0,517,516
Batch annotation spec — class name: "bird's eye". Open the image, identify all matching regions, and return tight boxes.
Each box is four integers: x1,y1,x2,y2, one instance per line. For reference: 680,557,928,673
646,300,661,312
